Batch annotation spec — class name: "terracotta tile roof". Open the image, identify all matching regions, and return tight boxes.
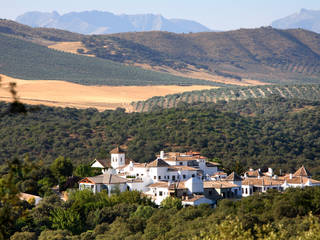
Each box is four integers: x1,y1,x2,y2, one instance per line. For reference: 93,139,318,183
225,172,242,181
206,162,220,167
91,159,111,168
167,166,199,171
80,173,128,184
242,178,283,186
293,166,311,177
204,181,238,189
147,181,170,188
110,146,125,154
213,171,227,176
283,176,320,185
182,194,206,203
147,158,170,167
147,181,187,190
19,193,42,202
245,170,264,178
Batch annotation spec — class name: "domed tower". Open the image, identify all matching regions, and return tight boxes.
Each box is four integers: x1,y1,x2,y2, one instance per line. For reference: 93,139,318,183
110,146,126,169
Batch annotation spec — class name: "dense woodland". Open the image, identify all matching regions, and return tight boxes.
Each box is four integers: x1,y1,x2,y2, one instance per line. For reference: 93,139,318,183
1,96,320,178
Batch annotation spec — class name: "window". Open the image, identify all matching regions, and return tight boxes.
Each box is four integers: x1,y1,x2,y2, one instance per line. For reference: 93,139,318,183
180,162,183,165
172,176,176,181
245,188,248,194
154,176,156,180
158,176,161,180
242,188,244,194
137,174,139,176
159,191,163,196
192,174,195,177
183,175,186,179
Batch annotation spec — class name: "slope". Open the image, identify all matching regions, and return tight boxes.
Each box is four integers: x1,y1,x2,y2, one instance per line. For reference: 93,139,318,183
82,28,320,84
0,33,221,86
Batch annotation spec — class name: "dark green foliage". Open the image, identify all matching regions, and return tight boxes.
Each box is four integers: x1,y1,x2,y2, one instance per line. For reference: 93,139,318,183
0,19,82,42
0,33,219,86
132,84,320,112
2,97,320,177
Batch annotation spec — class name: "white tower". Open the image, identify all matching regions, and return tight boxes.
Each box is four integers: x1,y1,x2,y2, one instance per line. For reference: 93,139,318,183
110,146,126,169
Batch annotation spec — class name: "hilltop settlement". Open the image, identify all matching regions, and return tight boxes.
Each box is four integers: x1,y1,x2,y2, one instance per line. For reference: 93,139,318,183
78,147,320,206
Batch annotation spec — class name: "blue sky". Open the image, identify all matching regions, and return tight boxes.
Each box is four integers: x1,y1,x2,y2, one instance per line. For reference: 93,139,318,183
1,0,320,30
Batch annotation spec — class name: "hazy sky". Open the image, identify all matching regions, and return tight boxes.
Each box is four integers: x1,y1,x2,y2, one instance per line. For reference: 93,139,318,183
1,0,320,30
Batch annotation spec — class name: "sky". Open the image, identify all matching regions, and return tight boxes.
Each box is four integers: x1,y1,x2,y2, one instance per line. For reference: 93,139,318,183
1,0,320,30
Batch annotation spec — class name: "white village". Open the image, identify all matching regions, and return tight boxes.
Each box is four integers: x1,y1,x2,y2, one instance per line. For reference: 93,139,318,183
78,147,320,206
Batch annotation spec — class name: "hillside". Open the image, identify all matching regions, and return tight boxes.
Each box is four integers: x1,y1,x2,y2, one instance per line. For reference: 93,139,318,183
82,28,320,84
15,10,211,34
0,33,220,86
0,19,82,43
131,84,320,112
1,97,320,177
272,8,320,33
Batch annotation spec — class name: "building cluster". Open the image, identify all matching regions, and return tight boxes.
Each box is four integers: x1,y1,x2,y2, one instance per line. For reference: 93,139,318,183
79,147,320,206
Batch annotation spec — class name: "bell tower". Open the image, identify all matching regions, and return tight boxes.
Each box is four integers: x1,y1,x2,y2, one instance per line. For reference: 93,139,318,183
110,146,126,169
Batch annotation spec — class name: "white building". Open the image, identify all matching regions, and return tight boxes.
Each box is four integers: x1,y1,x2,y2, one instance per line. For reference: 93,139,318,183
241,166,320,197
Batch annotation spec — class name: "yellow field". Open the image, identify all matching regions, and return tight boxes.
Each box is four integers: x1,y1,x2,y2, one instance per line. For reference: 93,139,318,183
48,41,94,56
0,75,217,111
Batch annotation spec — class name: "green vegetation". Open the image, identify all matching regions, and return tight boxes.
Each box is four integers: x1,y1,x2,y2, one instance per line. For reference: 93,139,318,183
2,158,320,240
1,96,320,177
132,84,320,111
0,19,83,42
0,33,220,86
83,28,320,84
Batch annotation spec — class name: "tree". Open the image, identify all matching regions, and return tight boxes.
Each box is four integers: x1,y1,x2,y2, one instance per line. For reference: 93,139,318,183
50,157,73,185
50,207,82,234
160,197,182,210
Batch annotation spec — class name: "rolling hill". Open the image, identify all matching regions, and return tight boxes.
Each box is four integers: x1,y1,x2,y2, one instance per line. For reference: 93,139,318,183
131,84,320,112
81,27,320,84
0,33,221,86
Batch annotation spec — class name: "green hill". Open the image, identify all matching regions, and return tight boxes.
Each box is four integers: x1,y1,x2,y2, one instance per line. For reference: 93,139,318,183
0,33,221,86
82,28,320,84
1,96,320,177
0,19,82,42
131,84,320,111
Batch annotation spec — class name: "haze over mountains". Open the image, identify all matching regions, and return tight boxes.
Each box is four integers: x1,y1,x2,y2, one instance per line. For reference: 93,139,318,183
15,10,211,34
272,8,320,33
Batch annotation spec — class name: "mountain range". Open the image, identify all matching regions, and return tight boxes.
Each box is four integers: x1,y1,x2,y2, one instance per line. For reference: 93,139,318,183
272,8,320,33
15,10,211,34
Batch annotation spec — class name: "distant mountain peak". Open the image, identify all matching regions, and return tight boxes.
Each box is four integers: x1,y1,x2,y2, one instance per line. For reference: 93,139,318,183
16,10,211,34
272,8,320,33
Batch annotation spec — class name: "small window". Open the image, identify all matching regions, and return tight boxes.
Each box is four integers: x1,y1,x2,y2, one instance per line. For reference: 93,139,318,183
192,174,195,177
172,176,176,181
158,176,161,180
183,175,186,179
154,176,156,180
159,191,163,196
137,173,139,176
180,162,183,165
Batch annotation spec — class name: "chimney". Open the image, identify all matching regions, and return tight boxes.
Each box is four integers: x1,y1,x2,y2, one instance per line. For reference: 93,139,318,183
129,161,134,168
160,151,165,159
289,173,293,179
268,168,273,176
